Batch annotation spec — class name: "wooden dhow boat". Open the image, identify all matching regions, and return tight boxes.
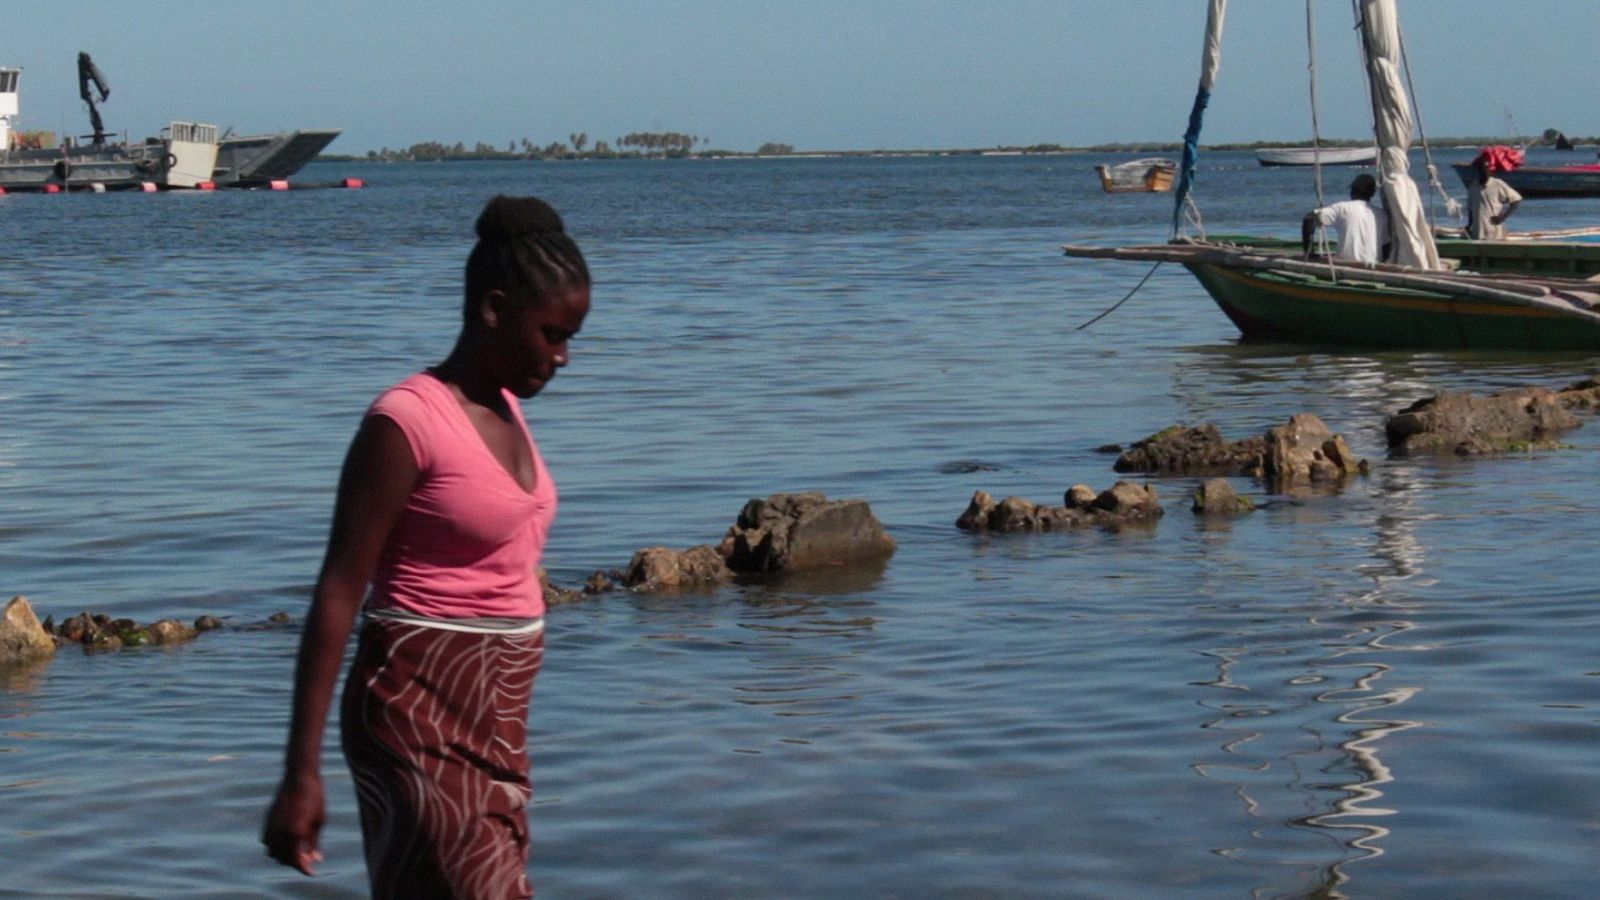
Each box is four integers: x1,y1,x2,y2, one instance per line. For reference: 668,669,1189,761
1449,160,1600,199
1094,158,1177,193
1065,239,1600,350
1432,226,1600,277
1064,0,1600,351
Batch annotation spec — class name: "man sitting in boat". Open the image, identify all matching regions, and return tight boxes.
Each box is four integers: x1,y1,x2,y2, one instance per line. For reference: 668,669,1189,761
1301,173,1389,264
1465,150,1523,241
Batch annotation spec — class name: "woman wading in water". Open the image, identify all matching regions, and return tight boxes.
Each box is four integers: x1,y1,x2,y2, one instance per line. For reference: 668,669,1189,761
263,195,590,898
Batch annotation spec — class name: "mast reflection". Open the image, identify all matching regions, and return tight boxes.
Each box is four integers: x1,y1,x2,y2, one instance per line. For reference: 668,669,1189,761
1192,465,1427,897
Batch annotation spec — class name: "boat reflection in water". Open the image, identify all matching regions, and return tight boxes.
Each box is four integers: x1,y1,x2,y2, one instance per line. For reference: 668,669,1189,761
1189,462,1428,898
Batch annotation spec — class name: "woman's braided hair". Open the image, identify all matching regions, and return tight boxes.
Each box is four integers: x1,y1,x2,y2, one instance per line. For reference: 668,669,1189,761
464,195,590,317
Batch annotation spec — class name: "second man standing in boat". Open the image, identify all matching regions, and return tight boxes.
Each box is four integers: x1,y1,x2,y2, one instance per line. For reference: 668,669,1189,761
1301,173,1389,264
1465,152,1522,241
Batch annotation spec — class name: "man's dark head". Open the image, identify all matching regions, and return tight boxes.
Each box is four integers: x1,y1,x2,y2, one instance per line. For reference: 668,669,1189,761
1350,173,1378,201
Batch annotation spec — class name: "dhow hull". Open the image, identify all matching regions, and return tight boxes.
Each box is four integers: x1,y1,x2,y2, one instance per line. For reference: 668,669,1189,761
1186,261,1600,350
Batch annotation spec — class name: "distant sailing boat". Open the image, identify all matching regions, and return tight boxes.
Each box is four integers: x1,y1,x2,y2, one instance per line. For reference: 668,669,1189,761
1064,0,1600,350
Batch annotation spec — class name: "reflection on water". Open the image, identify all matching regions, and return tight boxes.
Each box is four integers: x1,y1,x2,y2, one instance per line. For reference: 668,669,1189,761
1294,465,1431,897
1170,342,1600,447
0,657,51,694
1302,663,1423,898
1189,460,1440,899
1361,467,1431,588
739,551,893,597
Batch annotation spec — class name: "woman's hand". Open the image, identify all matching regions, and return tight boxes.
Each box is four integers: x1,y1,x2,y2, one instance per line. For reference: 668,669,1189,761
262,772,327,875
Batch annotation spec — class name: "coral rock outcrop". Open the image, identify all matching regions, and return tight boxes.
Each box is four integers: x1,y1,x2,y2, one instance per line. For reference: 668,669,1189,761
718,492,896,574
1386,388,1580,455
956,481,1164,533
1,596,57,665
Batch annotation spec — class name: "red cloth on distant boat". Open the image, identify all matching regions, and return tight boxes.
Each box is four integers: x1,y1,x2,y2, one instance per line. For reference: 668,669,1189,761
1474,145,1525,173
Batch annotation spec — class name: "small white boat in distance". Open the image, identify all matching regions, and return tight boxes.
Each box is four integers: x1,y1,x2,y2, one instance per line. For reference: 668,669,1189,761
1254,145,1376,167
1094,157,1177,193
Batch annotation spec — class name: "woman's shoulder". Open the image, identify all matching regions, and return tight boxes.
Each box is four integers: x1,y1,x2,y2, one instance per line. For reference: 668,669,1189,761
370,371,446,413
367,371,449,468
368,372,453,433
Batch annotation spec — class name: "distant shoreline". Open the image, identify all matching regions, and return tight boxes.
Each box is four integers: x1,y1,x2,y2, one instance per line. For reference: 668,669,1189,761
316,136,1591,165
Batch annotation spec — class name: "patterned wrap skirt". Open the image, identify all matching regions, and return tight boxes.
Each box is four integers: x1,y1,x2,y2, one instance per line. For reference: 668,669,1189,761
340,615,545,899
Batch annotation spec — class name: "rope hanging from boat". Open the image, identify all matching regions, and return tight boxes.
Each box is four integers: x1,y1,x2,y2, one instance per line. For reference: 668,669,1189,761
1303,0,1340,276
1088,1,1221,330
1396,19,1462,219
1171,0,1228,239
1180,193,1207,240
1304,0,1328,209
1073,262,1163,331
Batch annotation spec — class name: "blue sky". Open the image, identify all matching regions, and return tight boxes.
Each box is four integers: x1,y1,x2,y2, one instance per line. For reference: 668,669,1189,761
7,1,1597,153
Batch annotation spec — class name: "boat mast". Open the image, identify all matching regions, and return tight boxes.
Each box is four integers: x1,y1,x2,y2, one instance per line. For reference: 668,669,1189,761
1354,0,1439,269
1171,0,1227,239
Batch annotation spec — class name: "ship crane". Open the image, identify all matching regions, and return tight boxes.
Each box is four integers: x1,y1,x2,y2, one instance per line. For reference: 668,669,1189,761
77,51,110,146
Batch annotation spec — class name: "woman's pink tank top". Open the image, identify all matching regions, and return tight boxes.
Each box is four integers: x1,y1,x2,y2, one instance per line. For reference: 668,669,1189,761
364,371,557,619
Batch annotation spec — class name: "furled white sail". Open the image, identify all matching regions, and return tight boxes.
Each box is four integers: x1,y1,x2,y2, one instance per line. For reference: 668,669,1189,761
1357,0,1439,270
1199,0,1226,92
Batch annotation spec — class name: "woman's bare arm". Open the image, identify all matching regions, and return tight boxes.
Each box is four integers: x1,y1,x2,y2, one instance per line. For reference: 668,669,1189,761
262,414,417,875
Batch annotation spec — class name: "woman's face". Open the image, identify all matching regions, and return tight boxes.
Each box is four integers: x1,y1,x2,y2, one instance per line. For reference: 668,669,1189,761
497,284,591,399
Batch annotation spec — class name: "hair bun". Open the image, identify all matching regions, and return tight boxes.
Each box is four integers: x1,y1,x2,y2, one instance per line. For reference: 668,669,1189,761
475,195,566,242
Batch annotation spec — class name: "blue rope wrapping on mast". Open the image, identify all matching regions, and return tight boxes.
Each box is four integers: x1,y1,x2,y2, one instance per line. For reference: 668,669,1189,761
1170,86,1210,239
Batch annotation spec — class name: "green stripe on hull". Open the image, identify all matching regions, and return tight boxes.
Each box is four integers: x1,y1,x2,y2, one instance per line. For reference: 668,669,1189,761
1186,263,1600,350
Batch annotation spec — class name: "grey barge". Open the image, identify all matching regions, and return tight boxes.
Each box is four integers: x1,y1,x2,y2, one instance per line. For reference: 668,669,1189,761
0,61,219,192
1,54,341,193
211,128,342,186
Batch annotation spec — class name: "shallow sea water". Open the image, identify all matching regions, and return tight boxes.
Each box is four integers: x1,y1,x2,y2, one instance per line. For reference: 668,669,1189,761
2,151,1598,898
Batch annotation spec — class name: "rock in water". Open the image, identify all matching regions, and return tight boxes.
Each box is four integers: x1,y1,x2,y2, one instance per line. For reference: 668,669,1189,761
957,481,1164,533
145,619,199,645
1263,413,1368,484
1386,389,1580,455
1,597,58,665
1114,424,1250,475
622,545,732,590
720,492,896,573
1113,416,1367,487
1191,478,1255,515
1091,480,1162,516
